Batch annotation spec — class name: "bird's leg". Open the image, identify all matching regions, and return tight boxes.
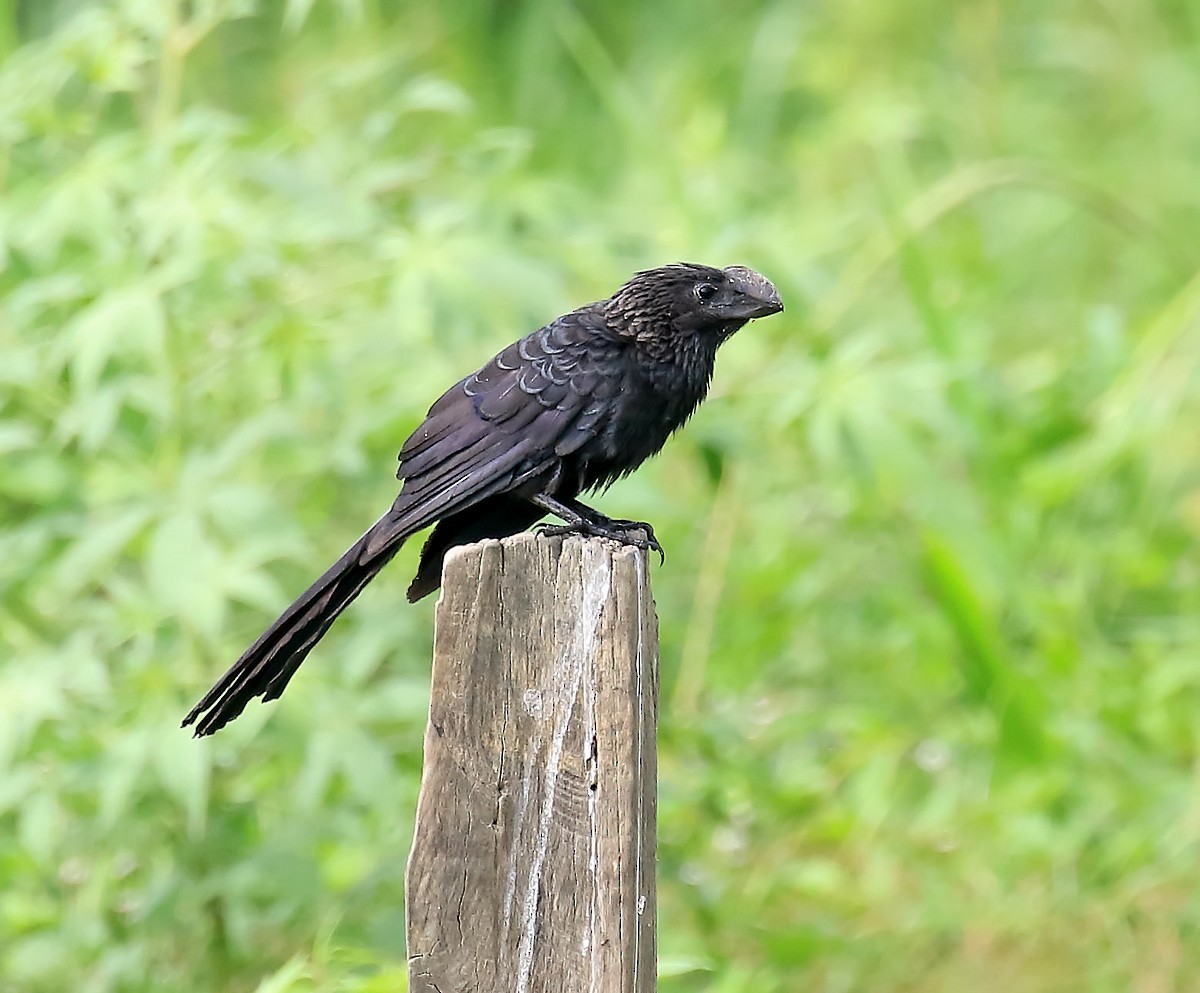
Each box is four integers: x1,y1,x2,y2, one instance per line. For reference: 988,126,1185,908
529,493,665,563
546,497,664,559
559,501,662,549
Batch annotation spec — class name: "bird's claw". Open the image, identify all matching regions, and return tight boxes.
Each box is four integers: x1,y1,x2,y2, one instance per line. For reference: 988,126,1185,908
536,519,665,564
606,519,665,564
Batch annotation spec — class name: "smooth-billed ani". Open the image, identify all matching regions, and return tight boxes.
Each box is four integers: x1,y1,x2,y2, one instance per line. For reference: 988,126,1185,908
183,263,783,735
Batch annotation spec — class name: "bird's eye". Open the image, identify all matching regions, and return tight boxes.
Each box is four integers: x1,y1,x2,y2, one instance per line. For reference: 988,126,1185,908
696,283,718,302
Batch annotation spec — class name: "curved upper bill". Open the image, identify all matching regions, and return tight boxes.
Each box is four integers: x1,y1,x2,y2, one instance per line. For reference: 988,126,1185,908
724,265,784,317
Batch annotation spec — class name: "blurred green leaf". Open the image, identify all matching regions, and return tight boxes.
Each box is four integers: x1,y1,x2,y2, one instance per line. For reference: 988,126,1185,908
251,955,310,993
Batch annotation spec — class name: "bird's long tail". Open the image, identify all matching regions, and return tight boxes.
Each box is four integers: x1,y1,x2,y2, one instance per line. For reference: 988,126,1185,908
182,513,406,737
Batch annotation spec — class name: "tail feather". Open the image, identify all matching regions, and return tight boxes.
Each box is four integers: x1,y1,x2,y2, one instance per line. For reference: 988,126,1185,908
182,514,406,737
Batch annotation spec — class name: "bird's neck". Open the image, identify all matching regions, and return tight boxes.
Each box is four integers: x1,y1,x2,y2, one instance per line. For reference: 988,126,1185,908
633,329,720,427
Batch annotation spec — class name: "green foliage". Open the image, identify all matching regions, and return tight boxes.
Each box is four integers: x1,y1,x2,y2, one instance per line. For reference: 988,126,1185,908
2,0,1199,990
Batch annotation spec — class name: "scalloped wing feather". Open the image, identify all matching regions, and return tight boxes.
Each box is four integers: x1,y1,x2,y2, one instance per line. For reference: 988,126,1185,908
383,309,624,547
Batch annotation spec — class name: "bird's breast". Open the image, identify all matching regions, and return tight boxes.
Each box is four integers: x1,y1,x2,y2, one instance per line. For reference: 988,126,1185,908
576,339,716,490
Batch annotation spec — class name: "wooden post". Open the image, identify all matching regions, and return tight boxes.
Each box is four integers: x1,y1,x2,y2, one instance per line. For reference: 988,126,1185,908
406,533,659,993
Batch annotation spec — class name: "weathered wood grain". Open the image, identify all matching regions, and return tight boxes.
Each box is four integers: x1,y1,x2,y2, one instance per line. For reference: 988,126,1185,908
406,532,659,993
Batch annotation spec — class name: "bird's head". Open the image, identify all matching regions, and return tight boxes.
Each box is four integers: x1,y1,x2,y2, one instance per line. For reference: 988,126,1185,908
607,263,784,340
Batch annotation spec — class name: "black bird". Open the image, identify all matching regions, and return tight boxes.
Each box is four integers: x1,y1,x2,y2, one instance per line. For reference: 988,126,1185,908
183,263,783,735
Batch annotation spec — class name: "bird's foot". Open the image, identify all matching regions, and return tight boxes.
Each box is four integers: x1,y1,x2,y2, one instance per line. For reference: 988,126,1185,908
604,518,665,562
536,518,665,564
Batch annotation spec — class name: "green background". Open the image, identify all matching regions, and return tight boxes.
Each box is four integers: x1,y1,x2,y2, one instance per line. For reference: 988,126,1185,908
3,1,1200,990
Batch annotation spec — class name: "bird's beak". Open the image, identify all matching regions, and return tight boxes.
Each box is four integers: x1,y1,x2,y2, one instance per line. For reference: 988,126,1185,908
724,266,784,318
753,284,784,317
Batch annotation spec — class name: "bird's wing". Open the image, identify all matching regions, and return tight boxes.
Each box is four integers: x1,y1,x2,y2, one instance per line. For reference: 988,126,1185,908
365,310,623,555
